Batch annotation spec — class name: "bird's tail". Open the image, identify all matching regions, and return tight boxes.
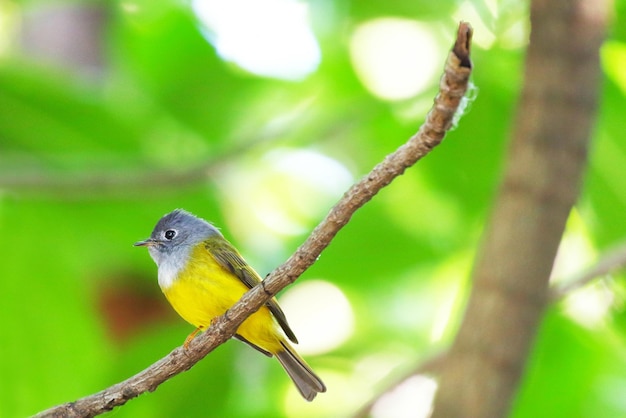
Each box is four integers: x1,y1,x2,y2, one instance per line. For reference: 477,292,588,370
276,340,326,401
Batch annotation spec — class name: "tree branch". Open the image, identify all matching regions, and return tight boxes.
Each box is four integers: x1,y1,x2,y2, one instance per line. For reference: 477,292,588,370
0,134,260,200
33,22,474,418
432,1,610,417
550,239,626,300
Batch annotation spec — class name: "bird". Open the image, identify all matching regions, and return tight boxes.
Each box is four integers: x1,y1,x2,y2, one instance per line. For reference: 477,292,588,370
135,209,326,401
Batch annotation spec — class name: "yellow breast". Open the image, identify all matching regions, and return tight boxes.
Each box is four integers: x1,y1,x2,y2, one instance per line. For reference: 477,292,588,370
161,244,283,354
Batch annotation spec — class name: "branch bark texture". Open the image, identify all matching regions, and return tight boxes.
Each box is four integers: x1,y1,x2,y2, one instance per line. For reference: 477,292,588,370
34,23,474,418
432,2,609,418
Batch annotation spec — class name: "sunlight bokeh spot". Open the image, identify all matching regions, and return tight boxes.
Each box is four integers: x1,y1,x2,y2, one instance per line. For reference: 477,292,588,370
119,2,139,14
371,375,437,418
553,211,611,328
0,2,18,56
284,370,360,417
602,41,626,95
551,210,597,283
563,282,614,328
349,18,443,101
218,148,353,256
192,0,320,80
453,0,528,49
251,148,353,235
280,280,354,355
453,1,496,49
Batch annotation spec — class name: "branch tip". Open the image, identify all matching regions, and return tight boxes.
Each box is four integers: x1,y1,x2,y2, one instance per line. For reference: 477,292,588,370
453,21,473,69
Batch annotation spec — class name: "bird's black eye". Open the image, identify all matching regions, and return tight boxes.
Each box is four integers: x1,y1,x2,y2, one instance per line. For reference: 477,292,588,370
164,229,177,240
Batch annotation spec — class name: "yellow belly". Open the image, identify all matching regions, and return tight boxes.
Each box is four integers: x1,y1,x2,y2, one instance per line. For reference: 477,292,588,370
161,245,283,354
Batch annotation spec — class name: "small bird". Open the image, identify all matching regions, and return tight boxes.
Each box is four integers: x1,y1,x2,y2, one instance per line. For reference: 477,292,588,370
135,209,326,401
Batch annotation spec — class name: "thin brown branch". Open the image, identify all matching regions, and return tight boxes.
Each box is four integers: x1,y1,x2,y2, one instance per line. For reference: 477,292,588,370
0,136,255,200
33,22,473,418
432,1,610,417
550,240,626,300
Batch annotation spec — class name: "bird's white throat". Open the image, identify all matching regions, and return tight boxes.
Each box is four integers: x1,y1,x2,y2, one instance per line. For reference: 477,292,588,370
156,251,187,290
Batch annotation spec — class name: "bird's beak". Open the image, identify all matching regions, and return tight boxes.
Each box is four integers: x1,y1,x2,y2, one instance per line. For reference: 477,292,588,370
134,238,158,247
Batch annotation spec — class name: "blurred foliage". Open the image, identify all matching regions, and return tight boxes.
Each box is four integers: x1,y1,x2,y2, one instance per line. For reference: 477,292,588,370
1,0,626,417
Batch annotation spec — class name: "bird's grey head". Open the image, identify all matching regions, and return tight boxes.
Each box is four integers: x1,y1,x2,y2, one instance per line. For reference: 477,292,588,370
134,209,222,266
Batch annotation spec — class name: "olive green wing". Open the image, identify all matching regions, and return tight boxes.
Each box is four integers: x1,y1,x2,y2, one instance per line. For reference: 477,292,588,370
206,239,299,344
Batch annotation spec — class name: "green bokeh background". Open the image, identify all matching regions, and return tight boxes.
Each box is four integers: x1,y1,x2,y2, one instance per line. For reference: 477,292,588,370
1,1,626,417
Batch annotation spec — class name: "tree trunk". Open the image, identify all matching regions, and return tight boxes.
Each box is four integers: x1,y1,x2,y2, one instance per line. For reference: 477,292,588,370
431,0,610,417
